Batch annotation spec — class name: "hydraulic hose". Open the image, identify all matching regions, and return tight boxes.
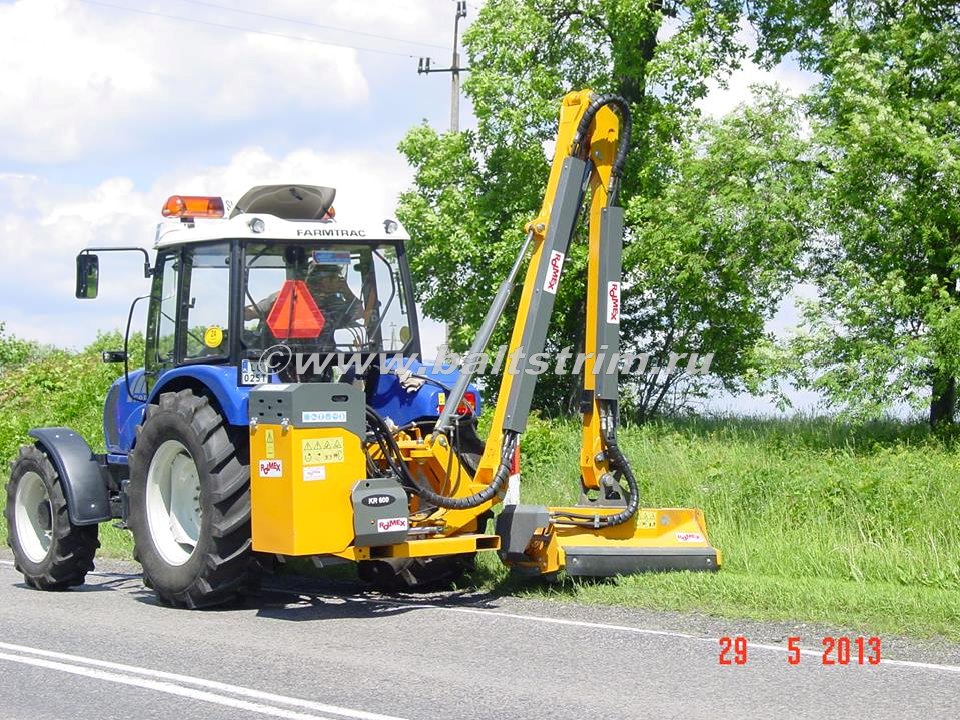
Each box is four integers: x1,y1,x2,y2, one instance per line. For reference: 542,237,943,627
367,404,518,511
550,400,640,528
410,431,519,510
569,94,633,205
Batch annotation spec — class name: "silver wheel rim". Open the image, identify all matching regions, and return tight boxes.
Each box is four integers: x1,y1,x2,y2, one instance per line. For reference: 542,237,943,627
145,439,202,567
15,471,53,563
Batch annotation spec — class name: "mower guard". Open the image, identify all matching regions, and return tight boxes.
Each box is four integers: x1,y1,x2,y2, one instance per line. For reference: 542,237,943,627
502,505,720,577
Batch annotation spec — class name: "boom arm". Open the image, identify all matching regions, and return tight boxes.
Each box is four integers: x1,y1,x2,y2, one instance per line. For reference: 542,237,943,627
400,90,719,576
433,90,634,518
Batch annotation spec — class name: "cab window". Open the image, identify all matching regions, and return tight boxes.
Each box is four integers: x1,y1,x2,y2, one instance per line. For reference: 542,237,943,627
181,242,231,360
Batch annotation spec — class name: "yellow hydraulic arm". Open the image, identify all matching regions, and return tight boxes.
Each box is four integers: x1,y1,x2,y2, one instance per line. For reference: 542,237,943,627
420,89,719,576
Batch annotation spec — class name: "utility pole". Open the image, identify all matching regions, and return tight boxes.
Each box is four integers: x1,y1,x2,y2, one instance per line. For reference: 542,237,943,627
417,1,469,133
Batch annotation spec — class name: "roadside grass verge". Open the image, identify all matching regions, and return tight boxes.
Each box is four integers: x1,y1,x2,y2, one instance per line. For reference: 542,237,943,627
0,331,139,561
489,414,960,640
1,333,958,638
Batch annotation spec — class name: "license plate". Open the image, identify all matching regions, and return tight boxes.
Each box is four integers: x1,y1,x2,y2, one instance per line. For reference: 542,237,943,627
240,359,270,386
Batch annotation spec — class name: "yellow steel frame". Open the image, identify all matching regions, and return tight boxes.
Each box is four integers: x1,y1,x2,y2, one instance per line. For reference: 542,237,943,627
407,89,719,575
473,89,621,486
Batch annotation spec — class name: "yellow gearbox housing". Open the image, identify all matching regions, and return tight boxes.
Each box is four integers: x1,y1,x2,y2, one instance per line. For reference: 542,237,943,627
248,383,368,556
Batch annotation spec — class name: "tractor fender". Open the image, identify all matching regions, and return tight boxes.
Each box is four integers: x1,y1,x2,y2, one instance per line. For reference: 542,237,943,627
27,427,111,526
148,365,251,428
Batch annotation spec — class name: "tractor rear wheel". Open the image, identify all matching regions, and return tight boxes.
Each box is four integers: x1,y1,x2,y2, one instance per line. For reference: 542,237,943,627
5,445,99,590
128,390,256,608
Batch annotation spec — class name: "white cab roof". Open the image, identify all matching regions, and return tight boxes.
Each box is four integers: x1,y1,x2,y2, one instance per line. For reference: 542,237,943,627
154,213,409,248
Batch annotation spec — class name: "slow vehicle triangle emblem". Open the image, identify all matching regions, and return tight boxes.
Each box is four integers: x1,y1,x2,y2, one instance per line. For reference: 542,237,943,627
265,280,326,339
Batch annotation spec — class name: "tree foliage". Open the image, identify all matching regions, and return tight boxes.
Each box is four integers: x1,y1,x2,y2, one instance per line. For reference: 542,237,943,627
757,3,960,423
398,0,808,419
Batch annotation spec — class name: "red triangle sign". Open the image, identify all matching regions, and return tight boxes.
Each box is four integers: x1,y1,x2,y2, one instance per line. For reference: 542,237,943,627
265,280,326,339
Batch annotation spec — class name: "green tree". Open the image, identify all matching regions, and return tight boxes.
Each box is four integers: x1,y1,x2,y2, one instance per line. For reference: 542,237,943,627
398,0,809,418
756,4,960,423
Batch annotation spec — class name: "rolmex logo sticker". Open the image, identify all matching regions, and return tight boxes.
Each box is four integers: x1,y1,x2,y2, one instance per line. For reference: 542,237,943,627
676,532,704,543
376,517,409,533
607,281,621,324
258,459,283,478
542,250,565,294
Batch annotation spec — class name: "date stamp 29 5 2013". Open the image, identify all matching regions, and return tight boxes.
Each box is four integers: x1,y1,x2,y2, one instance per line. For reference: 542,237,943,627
719,636,882,666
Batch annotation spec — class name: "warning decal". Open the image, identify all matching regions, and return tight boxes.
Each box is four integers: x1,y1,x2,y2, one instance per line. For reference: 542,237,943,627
264,429,275,459
302,437,344,465
636,510,657,529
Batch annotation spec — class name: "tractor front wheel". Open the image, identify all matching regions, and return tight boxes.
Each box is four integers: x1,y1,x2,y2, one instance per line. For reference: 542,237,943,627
5,445,99,590
128,390,256,608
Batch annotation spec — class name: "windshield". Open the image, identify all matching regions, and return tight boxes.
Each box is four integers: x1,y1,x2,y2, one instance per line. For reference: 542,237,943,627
242,242,413,353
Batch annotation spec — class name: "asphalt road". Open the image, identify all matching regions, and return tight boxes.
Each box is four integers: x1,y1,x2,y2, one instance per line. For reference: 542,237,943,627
1,554,959,720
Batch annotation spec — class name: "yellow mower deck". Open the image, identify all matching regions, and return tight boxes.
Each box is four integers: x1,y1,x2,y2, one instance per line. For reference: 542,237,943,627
503,505,720,577
553,507,719,576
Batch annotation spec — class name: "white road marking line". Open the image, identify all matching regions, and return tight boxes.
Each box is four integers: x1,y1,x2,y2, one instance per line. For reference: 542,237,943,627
5,557,960,675
265,587,960,676
0,651,337,720
0,642,408,720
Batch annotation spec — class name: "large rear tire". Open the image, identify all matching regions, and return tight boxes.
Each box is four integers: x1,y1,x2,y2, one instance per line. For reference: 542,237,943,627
128,390,256,608
5,445,99,590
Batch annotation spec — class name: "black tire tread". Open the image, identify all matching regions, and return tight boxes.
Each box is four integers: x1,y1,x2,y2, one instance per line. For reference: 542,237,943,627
5,444,99,590
129,390,256,609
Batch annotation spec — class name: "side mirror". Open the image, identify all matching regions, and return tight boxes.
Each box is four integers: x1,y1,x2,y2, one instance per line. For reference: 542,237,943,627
76,254,99,299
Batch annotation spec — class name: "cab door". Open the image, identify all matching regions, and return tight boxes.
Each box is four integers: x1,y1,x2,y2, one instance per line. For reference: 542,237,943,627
145,241,233,392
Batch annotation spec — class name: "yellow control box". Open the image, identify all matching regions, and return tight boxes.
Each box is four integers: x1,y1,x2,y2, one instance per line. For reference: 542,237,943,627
248,383,367,556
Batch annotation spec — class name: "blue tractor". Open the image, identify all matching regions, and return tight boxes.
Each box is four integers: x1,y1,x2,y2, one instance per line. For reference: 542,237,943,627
5,185,487,606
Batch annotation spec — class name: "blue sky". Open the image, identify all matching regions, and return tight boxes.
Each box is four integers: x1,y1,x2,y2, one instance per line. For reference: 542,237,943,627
0,0,821,414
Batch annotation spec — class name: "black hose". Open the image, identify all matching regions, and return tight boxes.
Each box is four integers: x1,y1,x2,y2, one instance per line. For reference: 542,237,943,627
569,93,633,205
550,400,639,528
409,431,518,510
365,404,516,510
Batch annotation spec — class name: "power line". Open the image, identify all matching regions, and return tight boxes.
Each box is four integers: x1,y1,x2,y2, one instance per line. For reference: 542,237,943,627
174,0,452,51
73,0,421,59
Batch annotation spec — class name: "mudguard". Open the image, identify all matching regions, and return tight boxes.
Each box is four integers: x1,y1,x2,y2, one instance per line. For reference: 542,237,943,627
27,427,111,526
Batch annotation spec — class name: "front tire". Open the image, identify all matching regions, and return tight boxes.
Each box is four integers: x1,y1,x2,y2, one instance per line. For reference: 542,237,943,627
128,390,255,608
5,445,99,590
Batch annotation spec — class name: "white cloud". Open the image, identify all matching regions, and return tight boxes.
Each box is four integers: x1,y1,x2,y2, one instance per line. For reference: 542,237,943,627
699,57,816,118
0,145,413,347
0,0,369,163
698,22,818,117
159,146,410,220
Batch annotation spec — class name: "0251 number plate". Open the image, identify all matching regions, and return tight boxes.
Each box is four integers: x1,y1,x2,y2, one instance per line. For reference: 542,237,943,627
240,359,270,386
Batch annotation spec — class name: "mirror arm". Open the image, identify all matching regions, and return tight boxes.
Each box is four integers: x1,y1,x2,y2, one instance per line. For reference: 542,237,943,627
81,247,153,277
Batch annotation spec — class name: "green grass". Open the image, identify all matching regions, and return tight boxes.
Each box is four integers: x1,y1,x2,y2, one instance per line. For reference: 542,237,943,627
482,414,960,639
2,333,959,639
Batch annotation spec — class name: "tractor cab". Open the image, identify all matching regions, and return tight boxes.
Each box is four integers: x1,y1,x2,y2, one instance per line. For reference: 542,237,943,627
74,185,457,459
142,185,421,390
